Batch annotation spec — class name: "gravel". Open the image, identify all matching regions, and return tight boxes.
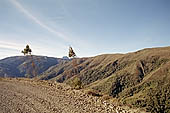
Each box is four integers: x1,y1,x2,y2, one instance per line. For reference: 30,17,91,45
0,78,146,113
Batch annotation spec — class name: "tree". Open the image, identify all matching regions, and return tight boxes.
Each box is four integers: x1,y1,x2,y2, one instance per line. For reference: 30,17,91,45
68,46,76,58
21,45,32,55
21,44,36,78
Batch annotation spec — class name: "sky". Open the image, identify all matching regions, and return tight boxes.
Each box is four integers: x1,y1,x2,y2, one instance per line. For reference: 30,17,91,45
0,0,170,59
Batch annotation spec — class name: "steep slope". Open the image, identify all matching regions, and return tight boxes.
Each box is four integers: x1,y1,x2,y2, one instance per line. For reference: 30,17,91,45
38,54,124,82
38,46,170,113
0,56,68,78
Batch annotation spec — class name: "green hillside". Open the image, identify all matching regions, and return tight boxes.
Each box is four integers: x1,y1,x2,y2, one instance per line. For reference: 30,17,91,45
38,46,170,113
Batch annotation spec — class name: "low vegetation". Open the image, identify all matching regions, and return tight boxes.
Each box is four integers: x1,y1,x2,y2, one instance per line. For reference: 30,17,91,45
1,46,170,112
47,46,170,113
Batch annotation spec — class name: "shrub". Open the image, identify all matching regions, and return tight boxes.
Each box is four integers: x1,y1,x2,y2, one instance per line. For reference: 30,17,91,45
72,77,82,89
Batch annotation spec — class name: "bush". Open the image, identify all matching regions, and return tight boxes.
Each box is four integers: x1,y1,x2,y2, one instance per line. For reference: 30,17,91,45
86,90,102,97
146,86,170,113
72,77,82,89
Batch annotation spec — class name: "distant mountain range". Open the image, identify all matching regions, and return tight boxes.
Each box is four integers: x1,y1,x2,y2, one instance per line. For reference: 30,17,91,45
0,55,69,78
0,46,170,112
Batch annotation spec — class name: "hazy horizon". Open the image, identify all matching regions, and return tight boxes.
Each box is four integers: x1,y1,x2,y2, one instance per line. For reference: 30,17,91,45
0,0,170,59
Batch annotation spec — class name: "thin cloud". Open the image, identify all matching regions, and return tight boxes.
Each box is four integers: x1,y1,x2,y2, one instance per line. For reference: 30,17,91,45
10,0,70,42
9,0,93,57
0,41,23,51
0,40,54,57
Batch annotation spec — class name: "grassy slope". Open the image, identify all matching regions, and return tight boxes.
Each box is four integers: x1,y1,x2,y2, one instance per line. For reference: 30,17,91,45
38,46,170,113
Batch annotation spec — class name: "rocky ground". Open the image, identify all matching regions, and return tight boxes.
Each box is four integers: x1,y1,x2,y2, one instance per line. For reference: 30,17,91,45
0,78,147,113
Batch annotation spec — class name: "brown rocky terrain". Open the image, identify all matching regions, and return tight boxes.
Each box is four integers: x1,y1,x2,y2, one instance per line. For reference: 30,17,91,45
0,78,145,113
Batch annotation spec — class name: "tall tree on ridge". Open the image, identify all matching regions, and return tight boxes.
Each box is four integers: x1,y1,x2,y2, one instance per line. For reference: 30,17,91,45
69,46,76,58
21,45,32,55
21,44,37,78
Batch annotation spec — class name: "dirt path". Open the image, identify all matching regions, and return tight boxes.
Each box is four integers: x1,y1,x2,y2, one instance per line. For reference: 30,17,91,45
0,78,144,113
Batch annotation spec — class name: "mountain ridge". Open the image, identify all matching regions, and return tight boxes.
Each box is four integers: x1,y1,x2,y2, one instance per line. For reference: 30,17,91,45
0,46,170,112
0,55,69,78
37,46,170,113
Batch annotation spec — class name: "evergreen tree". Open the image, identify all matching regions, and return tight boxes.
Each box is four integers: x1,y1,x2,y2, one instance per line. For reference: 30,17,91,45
68,46,76,58
21,45,32,55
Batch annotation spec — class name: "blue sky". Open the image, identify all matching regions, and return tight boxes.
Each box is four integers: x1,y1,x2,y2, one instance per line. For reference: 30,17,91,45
0,0,170,59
